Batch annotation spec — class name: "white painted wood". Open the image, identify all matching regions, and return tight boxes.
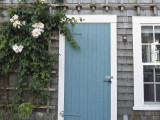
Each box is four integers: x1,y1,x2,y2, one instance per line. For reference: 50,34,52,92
121,0,123,4
66,15,117,23
78,0,80,4
111,20,117,120
58,34,65,120
133,17,143,108
105,0,109,4
133,16,160,111
142,63,160,65
133,106,160,110
58,15,117,120
133,16,160,24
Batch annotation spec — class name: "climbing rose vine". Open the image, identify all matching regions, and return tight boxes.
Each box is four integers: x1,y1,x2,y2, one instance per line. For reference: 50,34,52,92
0,0,82,119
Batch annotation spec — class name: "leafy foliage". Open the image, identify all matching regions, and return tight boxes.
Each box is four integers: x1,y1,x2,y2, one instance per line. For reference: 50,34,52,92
0,108,19,120
0,0,81,118
0,8,4,17
18,102,34,118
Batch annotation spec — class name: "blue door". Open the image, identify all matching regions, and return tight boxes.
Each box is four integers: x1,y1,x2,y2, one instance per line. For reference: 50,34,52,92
64,24,111,120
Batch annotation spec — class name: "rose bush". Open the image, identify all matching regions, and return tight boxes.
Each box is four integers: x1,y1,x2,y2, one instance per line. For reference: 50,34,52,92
0,0,82,119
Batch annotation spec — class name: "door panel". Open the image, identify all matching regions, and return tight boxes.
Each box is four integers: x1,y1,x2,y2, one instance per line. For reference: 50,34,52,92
64,24,111,120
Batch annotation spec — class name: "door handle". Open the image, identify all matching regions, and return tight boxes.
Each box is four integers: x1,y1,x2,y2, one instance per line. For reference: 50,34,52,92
104,80,112,83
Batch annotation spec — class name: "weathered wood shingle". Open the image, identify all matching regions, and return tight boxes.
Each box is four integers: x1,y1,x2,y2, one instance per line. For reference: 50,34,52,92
2,0,160,119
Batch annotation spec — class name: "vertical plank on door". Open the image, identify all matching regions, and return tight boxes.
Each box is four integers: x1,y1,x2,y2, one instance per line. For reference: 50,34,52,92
65,24,111,120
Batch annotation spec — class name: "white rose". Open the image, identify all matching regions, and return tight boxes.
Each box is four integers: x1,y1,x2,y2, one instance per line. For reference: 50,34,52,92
22,21,26,25
32,23,39,28
39,28,44,33
12,44,19,53
12,44,23,53
39,0,45,3
12,14,18,20
13,20,22,28
10,18,14,23
13,22,17,28
32,22,44,29
18,45,24,52
10,14,19,23
38,22,44,29
15,20,21,25
32,28,41,38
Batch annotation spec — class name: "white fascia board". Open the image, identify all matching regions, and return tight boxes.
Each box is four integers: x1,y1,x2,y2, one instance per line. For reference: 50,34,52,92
67,15,117,23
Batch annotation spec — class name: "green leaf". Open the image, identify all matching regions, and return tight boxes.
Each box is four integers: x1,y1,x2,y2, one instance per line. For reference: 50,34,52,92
0,0,81,111
18,102,34,118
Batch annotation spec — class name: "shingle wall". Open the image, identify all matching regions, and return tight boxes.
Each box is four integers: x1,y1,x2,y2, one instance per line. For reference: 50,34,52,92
65,0,160,120
1,0,160,120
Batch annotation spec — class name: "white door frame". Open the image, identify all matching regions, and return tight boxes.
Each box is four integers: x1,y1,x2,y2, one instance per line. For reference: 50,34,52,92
58,15,117,120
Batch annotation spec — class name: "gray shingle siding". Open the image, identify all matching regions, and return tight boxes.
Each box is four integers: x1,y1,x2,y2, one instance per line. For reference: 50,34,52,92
1,0,160,119
67,2,160,118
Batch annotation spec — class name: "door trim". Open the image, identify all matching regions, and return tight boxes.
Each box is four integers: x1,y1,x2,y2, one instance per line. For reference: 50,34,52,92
58,15,117,120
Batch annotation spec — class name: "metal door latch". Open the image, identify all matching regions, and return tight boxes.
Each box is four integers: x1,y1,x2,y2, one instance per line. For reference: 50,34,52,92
105,76,113,80
104,80,112,83
60,111,64,117
104,76,113,83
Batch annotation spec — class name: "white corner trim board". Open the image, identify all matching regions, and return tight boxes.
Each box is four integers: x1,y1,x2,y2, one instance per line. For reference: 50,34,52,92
58,15,117,120
133,16,160,111
58,34,65,119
